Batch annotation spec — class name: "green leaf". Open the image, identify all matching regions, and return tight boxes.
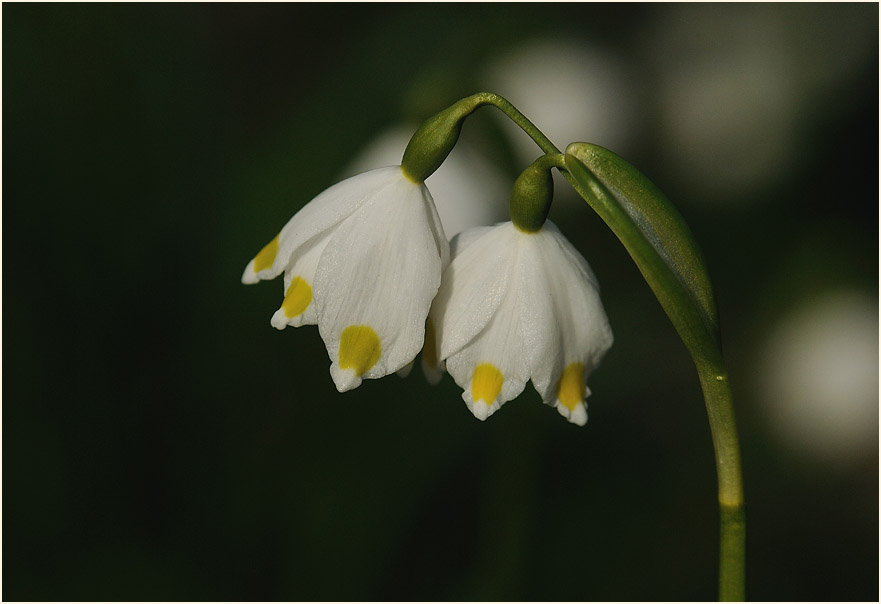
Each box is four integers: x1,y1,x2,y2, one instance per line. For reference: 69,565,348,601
562,142,721,361
561,142,743,603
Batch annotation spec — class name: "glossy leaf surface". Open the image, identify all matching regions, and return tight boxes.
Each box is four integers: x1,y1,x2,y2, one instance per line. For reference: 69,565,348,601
563,143,721,360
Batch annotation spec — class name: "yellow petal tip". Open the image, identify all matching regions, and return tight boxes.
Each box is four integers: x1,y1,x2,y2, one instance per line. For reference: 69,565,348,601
471,363,503,405
338,325,382,377
282,277,312,318
253,234,280,273
557,362,586,411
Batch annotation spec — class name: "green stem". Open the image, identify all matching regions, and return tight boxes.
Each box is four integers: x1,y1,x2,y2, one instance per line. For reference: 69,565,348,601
696,358,745,602
467,92,562,156
545,152,746,601
401,92,560,182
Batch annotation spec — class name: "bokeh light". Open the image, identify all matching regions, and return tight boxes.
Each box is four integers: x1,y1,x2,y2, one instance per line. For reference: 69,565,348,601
758,291,878,466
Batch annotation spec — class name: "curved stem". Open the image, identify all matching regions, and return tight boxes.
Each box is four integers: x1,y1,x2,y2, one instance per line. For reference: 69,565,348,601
401,92,559,183
468,92,562,156
551,152,746,601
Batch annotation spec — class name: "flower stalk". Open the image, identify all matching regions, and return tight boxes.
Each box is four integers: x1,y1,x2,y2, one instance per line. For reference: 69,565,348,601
401,92,560,183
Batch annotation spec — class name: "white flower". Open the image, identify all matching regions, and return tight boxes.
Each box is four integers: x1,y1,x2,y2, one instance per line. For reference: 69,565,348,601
425,220,613,425
242,166,449,392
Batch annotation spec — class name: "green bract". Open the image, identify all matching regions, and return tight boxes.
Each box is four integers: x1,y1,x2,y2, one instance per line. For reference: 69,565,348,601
563,142,720,354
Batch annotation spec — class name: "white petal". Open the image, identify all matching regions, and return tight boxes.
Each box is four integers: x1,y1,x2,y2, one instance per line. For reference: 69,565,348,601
514,230,565,400
528,222,613,411
330,364,362,393
241,257,262,285
449,224,495,257
556,398,589,426
446,295,531,420
421,224,494,386
440,225,533,420
545,221,613,371
242,166,404,284
432,223,521,361
269,230,333,330
421,185,450,270
315,173,447,389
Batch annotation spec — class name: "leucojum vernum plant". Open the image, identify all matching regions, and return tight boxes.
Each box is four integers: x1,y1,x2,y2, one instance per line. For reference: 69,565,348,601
242,92,745,601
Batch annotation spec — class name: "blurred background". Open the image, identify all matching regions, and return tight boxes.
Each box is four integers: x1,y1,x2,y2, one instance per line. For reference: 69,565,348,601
3,3,878,601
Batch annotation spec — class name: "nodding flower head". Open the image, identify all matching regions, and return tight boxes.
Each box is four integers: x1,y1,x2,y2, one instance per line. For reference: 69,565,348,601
242,166,449,392
424,220,613,425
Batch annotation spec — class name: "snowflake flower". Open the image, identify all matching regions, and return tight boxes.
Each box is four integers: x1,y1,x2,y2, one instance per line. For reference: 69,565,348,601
426,220,612,425
242,166,449,392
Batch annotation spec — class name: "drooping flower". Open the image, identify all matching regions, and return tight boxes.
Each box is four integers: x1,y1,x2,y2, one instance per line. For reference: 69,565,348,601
242,166,449,392
425,220,613,425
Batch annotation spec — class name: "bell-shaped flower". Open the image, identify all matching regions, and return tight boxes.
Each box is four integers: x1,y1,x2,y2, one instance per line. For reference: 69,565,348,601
425,220,613,425
242,166,449,392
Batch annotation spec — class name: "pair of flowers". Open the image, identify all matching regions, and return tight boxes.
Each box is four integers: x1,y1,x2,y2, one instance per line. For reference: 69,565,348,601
242,164,613,425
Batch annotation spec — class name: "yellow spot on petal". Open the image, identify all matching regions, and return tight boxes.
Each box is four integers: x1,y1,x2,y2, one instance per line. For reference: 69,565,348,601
282,277,312,318
471,363,503,405
253,235,279,272
557,362,586,411
423,319,438,369
339,325,382,377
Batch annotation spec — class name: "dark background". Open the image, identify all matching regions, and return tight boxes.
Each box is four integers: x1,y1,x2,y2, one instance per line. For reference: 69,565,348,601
4,3,878,601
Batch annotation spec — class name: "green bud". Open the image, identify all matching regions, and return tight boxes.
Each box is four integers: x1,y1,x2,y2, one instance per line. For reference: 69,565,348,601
401,97,481,183
510,156,555,233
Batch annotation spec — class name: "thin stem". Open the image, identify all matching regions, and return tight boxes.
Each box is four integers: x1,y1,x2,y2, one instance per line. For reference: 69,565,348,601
553,152,746,601
696,359,745,602
401,92,560,183
468,92,562,156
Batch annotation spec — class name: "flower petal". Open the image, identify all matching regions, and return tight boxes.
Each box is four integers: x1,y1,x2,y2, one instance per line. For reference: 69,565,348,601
421,226,494,384
241,166,404,284
314,174,447,391
431,223,520,361
441,229,532,420
444,286,532,420
553,363,590,426
269,230,333,330
421,185,451,270
526,222,613,420
241,234,280,284
514,230,564,399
